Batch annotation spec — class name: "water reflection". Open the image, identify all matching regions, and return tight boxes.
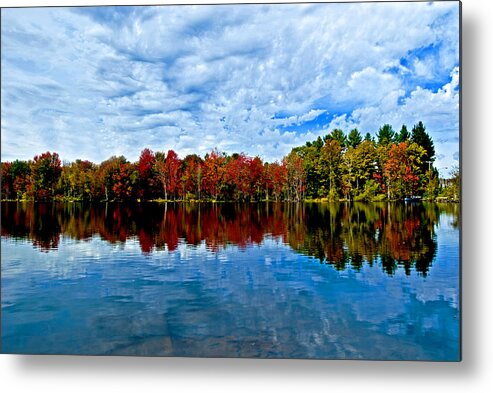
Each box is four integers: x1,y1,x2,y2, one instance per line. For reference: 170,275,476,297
1,202,460,359
1,202,459,276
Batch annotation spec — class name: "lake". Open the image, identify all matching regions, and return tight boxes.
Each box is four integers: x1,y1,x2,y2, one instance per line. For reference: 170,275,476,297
1,202,460,360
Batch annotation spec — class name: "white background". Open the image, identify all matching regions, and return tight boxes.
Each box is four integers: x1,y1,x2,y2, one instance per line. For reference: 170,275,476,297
0,0,491,392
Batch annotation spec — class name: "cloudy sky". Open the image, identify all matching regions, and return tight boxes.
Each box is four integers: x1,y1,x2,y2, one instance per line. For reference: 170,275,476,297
1,2,459,174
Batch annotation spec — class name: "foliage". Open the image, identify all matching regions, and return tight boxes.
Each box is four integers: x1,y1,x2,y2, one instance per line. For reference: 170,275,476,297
59,159,96,200
181,154,203,200
411,121,435,173
285,150,306,201
201,149,226,200
353,180,380,201
376,124,396,146
439,166,460,202
347,128,362,148
1,162,14,199
29,152,62,200
0,121,454,202
327,128,347,148
383,142,426,199
319,139,342,200
138,148,157,199
396,124,410,143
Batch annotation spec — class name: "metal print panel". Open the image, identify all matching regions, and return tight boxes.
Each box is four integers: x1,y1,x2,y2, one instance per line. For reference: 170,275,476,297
0,1,461,360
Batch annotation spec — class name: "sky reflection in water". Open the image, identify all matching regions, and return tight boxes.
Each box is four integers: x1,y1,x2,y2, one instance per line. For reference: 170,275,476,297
1,202,460,360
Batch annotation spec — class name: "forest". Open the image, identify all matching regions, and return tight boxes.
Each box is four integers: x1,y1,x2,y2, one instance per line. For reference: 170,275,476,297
0,121,460,202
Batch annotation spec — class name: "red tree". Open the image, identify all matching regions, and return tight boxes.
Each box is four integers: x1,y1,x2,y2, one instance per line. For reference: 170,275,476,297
1,162,13,200
202,149,226,200
267,161,288,201
225,153,251,200
249,156,264,200
112,163,134,200
154,150,181,200
165,150,181,200
384,142,424,199
138,148,156,199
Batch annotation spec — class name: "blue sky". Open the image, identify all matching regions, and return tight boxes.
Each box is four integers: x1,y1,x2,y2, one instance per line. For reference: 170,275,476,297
1,2,460,175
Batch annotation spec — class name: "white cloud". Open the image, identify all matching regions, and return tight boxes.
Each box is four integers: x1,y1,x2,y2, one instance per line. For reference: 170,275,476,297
347,66,460,175
1,2,459,166
347,67,402,105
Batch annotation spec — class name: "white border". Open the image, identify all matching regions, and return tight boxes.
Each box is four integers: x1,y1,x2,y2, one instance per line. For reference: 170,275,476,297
1,1,493,392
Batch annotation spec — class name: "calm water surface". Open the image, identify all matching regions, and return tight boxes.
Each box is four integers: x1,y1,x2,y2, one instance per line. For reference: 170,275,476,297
1,202,460,360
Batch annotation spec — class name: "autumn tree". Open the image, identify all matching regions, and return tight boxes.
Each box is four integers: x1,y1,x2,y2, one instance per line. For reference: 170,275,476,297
249,156,264,201
384,142,426,199
154,150,182,200
374,143,391,197
440,165,460,201
1,162,13,200
266,161,287,202
353,140,377,191
181,154,203,200
285,151,306,202
154,152,167,200
318,139,342,200
342,148,357,200
112,161,137,200
3,120,446,202
343,142,374,199
263,162,274,201
97,156,127,201
29,152,62,200
11,160,31,200
59,159,96,200
222,153,266,201
165,150,181,200
423,167,440,200
294,144,321,199
348,140,378,200
201,149,226,200
224,153,251,200
138,148,156,200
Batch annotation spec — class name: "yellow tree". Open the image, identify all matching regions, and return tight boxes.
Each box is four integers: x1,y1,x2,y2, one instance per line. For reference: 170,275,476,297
318,139,342,200
285,151,306,202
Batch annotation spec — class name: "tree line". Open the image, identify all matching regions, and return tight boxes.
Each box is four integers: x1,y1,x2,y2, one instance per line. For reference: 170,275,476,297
0,121,459,202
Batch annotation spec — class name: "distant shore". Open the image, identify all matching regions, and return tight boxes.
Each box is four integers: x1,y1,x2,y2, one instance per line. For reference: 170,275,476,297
0,197,460,204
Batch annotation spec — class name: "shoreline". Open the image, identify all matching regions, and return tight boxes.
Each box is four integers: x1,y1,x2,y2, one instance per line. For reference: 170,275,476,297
0,198,460,204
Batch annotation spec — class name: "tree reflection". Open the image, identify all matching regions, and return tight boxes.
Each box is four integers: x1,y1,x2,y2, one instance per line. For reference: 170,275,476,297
1,201,456,275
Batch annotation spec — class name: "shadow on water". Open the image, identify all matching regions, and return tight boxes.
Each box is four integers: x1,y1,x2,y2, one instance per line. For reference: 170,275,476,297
1,201,459,276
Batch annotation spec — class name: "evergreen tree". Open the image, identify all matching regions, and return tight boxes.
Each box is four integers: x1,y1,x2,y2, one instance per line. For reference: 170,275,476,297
347,128,363,148
396,124,410,143
376,124,395,146
411,121,435,163
326,128,347,148
313,136,324,150
364,132,373,142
